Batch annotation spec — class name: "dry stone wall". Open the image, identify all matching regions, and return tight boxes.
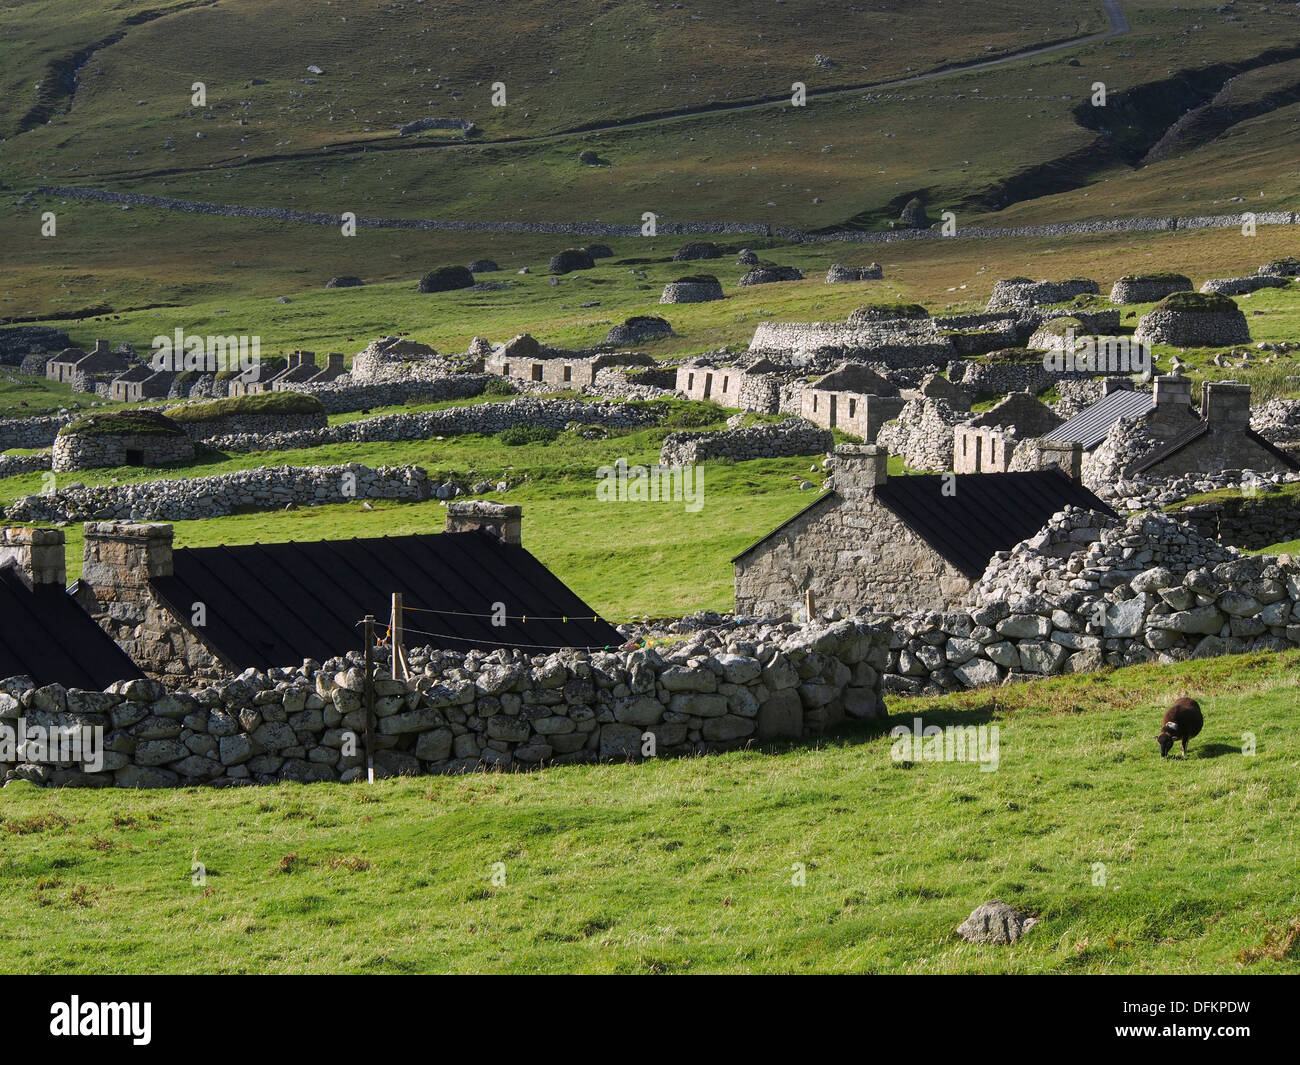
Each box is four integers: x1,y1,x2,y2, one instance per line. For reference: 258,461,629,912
659,418,832,465
0,414,68,450
201,397,662,452
873,509,1300,695
0,618,891,788
6,463,430,523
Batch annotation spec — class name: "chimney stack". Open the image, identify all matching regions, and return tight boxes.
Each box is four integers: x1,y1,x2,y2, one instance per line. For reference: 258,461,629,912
80,522,174,601
1153,374,1192,410
326,352,345,374
0,527,66,586
830,444,889,499
1202,380,1251,428
445,501,522,546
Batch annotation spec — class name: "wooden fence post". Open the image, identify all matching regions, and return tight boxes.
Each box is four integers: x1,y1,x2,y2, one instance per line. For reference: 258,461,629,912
805,588,816,624
391,592,408,682
363,614,376,785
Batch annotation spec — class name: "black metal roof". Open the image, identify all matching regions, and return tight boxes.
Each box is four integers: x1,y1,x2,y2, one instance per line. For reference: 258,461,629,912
874,471,1115,579
149,533,624,671
0,565,144,689
1132,424,1300,475
732,471,1113,579
1043,388,1156,450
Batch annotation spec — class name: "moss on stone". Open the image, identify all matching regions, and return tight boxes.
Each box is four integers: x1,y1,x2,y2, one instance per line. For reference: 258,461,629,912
59,410,185,438
1154,291,1240,314
168,392,325,423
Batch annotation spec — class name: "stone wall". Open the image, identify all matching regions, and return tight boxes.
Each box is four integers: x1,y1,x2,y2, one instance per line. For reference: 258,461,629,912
0,617,892,788
199,397,662,453
874,398,967,471
6,463,431,523
0,414,68,451
801,389,904,442
170,409,327,444
659,418,832,465
73,522,223,681
1171,492,1300,551
0,452,52,478
280,374,493,413
42,185,1297,244
748,321,955,368
874,509,1299,695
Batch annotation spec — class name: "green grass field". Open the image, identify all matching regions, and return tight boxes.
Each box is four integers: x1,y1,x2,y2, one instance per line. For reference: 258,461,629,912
2,649,1296,974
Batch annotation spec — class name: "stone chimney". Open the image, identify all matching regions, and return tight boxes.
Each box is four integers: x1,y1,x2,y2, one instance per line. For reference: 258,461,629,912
1152,374,1192,411
830,444,888,499
91,339,110,356
1202,380,1251,428
0,527,66,586
326,352,345,374
1034,440,1083,481
80,522,174,599
445,501,522,545
1102,377,1133,395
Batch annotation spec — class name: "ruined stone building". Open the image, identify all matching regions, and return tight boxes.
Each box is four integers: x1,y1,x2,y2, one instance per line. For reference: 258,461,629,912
674,358,784,412
733,445,1112,616
799,364,905,442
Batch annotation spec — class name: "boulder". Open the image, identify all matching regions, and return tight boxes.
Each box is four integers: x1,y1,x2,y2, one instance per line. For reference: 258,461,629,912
957,900,1038,944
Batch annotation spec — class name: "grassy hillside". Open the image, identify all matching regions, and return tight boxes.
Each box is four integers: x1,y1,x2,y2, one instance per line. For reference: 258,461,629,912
0,0,1103,165
2,648,1297,974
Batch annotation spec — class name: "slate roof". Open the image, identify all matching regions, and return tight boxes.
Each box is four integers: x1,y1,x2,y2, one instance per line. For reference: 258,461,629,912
148,533,624,671
732,471,1114,580
1132,424,1300,475
0,565,144,689
874,471,1115,579
1043,388,1156,450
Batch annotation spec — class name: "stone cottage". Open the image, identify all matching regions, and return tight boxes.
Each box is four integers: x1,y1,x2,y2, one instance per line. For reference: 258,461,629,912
1132,381,1300,480
0,527,144,688
45,340,132,392
733,445,1113,616
72,502,620,680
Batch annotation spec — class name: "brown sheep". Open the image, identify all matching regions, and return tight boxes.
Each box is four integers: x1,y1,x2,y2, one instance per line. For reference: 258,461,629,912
1157,697,1204,758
